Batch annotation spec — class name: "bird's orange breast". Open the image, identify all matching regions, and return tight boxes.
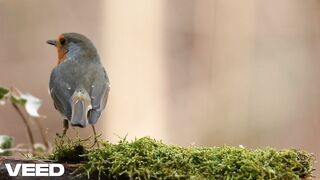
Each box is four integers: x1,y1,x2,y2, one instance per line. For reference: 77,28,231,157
57,46,67,64
56,35,67,64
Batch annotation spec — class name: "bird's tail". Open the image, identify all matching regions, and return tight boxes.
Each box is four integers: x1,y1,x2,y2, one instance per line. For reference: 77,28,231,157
70,89,91,128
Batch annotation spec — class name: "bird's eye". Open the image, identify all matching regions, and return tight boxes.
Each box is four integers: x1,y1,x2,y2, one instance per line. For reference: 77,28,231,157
60,38,66,45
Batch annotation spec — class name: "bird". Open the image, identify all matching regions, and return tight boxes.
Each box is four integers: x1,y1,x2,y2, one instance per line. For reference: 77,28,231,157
47,33,110,147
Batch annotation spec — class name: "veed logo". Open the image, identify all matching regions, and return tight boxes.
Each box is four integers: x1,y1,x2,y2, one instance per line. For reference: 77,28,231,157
5,163,65,177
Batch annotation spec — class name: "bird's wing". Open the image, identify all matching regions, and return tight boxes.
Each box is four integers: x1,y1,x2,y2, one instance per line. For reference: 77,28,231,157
88,68,110,124
49,67,72,120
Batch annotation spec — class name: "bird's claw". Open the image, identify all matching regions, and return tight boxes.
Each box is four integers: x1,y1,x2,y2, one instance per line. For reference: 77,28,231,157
90,137,100,148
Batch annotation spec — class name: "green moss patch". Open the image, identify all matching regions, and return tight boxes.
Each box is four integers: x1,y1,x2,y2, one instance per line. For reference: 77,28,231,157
49,136,314,179
49,135,87,163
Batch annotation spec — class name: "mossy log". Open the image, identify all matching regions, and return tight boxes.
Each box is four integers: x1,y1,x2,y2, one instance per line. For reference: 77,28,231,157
49,137,314,179
0,137,315,179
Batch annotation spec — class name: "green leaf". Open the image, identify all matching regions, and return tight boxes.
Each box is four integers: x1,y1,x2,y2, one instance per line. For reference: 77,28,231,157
0,87,9,100
10,95,27,106
0,135,13,156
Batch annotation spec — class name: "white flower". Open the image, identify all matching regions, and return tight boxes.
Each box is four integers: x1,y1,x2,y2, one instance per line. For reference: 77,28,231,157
20,93,43,118
0,100,5,105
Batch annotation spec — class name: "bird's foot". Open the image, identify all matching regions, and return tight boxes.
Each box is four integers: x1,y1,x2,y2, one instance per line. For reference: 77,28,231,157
90,137,100,148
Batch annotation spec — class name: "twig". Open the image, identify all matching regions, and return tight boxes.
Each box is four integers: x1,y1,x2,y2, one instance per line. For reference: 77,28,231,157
0,147,31,153
11,103,35,154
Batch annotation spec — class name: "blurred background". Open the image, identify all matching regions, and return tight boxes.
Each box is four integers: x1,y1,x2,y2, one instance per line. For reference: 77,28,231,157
0,0,320,176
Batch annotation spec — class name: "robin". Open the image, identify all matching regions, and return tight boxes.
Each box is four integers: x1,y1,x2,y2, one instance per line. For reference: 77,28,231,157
47,33,110,147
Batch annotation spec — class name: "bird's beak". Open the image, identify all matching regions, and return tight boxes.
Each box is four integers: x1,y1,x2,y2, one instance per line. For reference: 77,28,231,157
46,39,57,46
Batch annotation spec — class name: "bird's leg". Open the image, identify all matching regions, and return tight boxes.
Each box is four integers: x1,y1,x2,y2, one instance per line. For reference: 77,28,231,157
62,119,69,137
91,125,100,148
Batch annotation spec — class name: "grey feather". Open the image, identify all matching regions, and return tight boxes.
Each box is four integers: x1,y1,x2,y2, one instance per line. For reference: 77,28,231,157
49,57,109,127
49,67,72,120
88,69,110,124
70,89,91,127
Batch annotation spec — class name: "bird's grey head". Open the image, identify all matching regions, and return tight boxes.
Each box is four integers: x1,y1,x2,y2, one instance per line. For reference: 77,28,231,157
47,33,99,63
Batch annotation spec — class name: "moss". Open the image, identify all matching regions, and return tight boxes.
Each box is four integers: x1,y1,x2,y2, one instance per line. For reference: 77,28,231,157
49,136,315,179
49,135,87,163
